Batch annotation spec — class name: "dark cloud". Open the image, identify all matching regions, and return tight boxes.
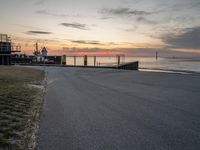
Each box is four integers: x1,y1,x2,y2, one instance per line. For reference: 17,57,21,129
136,17,157,25
100,16,114,20
99,7,152,17
190,1,200,9
162,26,200,49
60,23,89,30
26,31,52,35
172,16,195,23
68,39,120,46
108,42,119,45
62,47,103,53
166,0,200,11
69,40,104,45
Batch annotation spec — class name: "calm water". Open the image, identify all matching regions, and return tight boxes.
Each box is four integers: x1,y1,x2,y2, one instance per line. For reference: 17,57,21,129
65,56,200,73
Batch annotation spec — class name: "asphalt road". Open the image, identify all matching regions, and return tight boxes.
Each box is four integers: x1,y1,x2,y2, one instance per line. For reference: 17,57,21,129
37,67,200,150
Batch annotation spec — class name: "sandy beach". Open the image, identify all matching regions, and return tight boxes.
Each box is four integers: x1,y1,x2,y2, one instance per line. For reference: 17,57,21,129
37,67,200,150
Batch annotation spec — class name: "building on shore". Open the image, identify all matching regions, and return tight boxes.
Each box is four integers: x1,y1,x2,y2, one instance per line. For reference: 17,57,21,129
0,34,21,65
0,34,11,65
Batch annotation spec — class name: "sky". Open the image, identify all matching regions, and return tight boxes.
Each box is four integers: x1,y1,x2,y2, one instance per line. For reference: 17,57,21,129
0,0,200,57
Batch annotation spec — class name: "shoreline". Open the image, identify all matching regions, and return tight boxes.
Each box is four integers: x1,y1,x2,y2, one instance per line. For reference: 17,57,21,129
139,68,199,74
20,63,200,75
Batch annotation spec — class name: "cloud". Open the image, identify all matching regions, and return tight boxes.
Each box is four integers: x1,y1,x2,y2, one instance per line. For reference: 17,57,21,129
163,0,200,12
36,9,84,18
99,7,152,17
68,39,120,46
136,17,157,25
69,40,104,45
36,10,68,17
26,31,52,35
63,47,103,53
60,22,89,30
162,26,200,49
100,16,114,20
190,0,200,9
34,0,45,5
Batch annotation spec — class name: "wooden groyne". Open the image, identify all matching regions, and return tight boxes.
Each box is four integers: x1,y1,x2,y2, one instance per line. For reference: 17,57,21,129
116,61,139,70
21,61,139,70
16,54,139,70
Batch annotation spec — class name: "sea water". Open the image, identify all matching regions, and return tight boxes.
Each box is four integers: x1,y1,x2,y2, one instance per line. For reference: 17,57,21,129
65,56,200,73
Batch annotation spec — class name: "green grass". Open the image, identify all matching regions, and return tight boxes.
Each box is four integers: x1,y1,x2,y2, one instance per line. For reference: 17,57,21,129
0,66,45,149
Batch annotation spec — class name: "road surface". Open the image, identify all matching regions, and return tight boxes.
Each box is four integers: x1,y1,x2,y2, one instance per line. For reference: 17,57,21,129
37,67,200,150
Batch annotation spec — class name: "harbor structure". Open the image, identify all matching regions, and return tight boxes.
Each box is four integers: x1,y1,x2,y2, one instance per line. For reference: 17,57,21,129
41,47,47,57
0,34,11,65
0,34,21,65
33,43,48,64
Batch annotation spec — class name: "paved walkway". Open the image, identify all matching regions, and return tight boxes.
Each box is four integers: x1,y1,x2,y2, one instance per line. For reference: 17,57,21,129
37,67,200,150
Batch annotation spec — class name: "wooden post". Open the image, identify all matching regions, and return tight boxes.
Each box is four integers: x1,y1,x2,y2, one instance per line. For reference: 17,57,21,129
156,51,158,60
74,56,76,66
84,55,87,66
117,55,120,65
94,56,96,66
62,55,66,65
